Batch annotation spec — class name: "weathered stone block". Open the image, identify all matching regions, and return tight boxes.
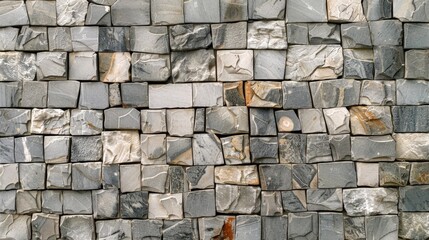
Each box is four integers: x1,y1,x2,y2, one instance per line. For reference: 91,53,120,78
343,188,398,215
184,190,216,218
0,82,21,108
85,3,111,26
79,82,109,110
410,162,429,185
47,164,71,189
48,27,73,51
99,27,130,51
21,81,47,108
360,80,395,105
104,108,140,130
319,213,344,240
186,166,214,190
31,213,60,240
282,81,312,109
131,219,163,239
287,23,309,45
341,22,372,48
141,134,166,165
250,137,279,163
120,164,141,193
102,131,140,164
206,107,249,134
379,162,410,187
288,212,318,239
63,191,92,214
261,192,283,216
216,185,261,214
250,108,276,136
193,133,224,165
19,163,45,190
318,162,357,188
259,164,292,190
0,164,19,190
405,23,429,49
399,185,429,211
307,188,342,211
16,190,41,214
249,0,285,19
236,215,261,240
102,164,120,189
211,22,247,49
56,0,88,26
149,84,192,109
0,109,31,137
92,188,118,219
169,24,211,51
168,165,187,193
286,0,327,22
395,133,429,160
356,162,379,187
369,20,403,46
111,0,150,26
141,165,169,193
0,27,18,51
351,135,395,161
167,137,193,166
121,82,148,108
184,0,220,23
71,26,99,51
15,136,44,163
275,110,301,132
163,219,199,240
71,136,102,162
254,50,286,80
374,46,404,79
132,53,170,82
245,81,282,108
96,220,132,239
31,109,70,135
215,165,259,186
36,52,67,80
0,52,36,81
279,133,306,164
327,0,366,22
363,0,392,20
148,193,183,220
217,50,253,81
344,216,366,240
72,162,101,190
99,52,131,82
344,49,374,79
141,109,166,134
310,79,361,108
15,26,48,51
70,110,103,135
323,107,350,135
350,106,392,135
298,109,327,134
0,1,29,27
130,26,168,53
223,81,245,106
48,81,80,108
393,0,429,22
292,164,317,189
199,216,236,240
172,50,216,83
0,137,14,164
392,106,429,132
151,0,184,25
308,23,341,44
41,190,62,214
365,215,398,240
60,215,95,240
281,190,307,212
405,49,429,79
306,134,332,163
248,21,287,49
399,212,429,240
69,52,98,80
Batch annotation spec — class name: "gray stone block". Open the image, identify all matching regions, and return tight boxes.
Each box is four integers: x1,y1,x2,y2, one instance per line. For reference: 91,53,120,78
48,27,73,51
307,188,342,211
71,136,102,162
193,133,224,165
220,134,251,165
141,134,167,165
393,0,429,22
120,164,141,193
254,50,286,80
249,0,286,19
85,3,111,26
72,162,102,190
343,49,374,79
250,137,279,164
275,110,301,132
141,109,166,133
79,82,109,110
132,220,163,239
216,185,261,214
306,134,332,163
410,162,429,185
151,0,184,25
42,190,63,214
56,0,88,26
281,190,307,212
120,191,148,218
172,50,216,83
0,109,31,137
0,137,14,164
102,131,140,164
363,0,392,20
163,219,199,240
292,164,317,189
166,137,192,165
102,164,120,189
327,0,366,22
111,0,150,26
341,23,372,48
0,164,19,190
262,216,288,240
374,46,404,79
236,215,261,240
148,193,183,219
0,1,29,27
184,189,216,217
15,136,44,163
282,81,312,109
0,27,18,51
318,162,357,188
220,0,247,22
37,52,67,80
279,133,306,164
48,81,80,108
308,23,341,44
96,220,132,239
404,23,429,49
261,192,283,216
186,166,214,190
198,216,236,240
169,24,211,51
246,81,282,108
350,106,392,135
168,166,187,193
104,108,140,130
70,110,103,135
121,82,148,108
287,23,309,45
365,215,398,240
46,164,72,189
19,163,45,190
69,52,98,80
288,212,318,240
298,109,327,134
399,212,429,240
0,82,21,108
193,83,223,107
44,136,70,164
99,27,130,51
217,50,253,81
399,185,429,211
319,213,344,240
31,111,69,139
323,108,350,135
15,26,48,51
21,81,47,108
310,79,361,108
0,52,36,81
357,162,379,187
109,84,122,107
16,190,41,214
211,22,247,49
392,106,429,132
129,26,168,53
259,164,292,190
141,165,169,193
351,135,395,161
379,162,410,187
223,82,245,106
343,188,398,215
0,214,31,239
397,79,429,105
63,190,92,214
360,80,396,105
329,134,351,161
206,106,249,134
184,0,220,23
369,20,403,46
248,21,287,49
71,26,99,51
344,216,366,240
132,53,170,82
286,0,327,22
405,49,429,79
215,165,259,186
60,215,95,240
31,213,60,240
250,108,276,136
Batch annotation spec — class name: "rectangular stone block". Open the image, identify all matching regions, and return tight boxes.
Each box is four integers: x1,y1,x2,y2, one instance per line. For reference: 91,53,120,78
141,109,166,133
286,0,327,22
220,134,251,165
71,136,102,162
399,212,429,240
0,82,21,108
0,52,36,81
120,191,148,219
111,0,150,26
327,0,365,22
343,188,398,216
351,136,395,161
141,134,167,165
149,84,192,109
318,162,357,188
48,81,80,108
63,191,92,214
70,110,103,136
235,215,261,240
248,21,287,49
48,27,73,51
215,165,259,186
16,190,41,214
15,26,48,51
250,137,279,164
169,24,211,51
310,79,361,108
360,80,395,105
184,189,216,218
19,163,45,190
206,107,249,134
250,108,277,136
31,109,70,135
186,166,214,190
104,108,140,130
260,164,292,190
79,82,109,110
394,133,429,160
151,0,184,25
47,164,71,189
96,220,132,239
341,22,372,48
298,109,327,134
249,0,286,19
245,81,282,108
400,185,429,211
15,136,44,163
369,20,403,46
193,82,223,107
69,52,98,80
254,50,286,79
71,26,99,51
21,81,48,108
102,131,140,164
404,23,429,49
166,109,194,137
184,0,220,23
0,190,16,213
379,162,410,187
397,79,429,105
343,49,374,79
306,134,332,163
374,46,404,79
288,212,318,239
367,216,398,240
193,133,224,165
198,216,236,240
292,164,317,189
216,185,261,214
141,165,169,193
0,137,14,164
131,26,169,53
319,213,344,240
72,162,102,190
0,1,29,27
42,190,62,214
279,133,306,164
224,81,245,106
281,190,307,212
60,215,95,240
350,106,392,135
307,188,342,211
308,23,341,44
363,0,392,20
148,193,183,220
0,164,19,190
86,3,111,26
211,22,247,49
99,52,131,82
356,162,379,187
393,0,429,22
36,52,67,80
166,137,193,165
392,106,429,132
261,192,283,216
405,49,429,79
99,27,130,51
120,164,141,193
282,81,313,109
217,50,253,81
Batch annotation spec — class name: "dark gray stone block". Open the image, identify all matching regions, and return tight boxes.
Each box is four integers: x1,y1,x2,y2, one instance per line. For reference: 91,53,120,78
392,106,429,132
279,133,306,164
281,190,307,212
308,23,341,44
306,134,332,163
292,164,317,189
163,219,199,240
250,137,279,164
71,136,102,162
363,0,392,20
169,24,211,51
369,20,403,46
282,81,312,109
250,108,277,136
120,191,149,219
184,189,216,218
132,220,163,239
374,46,404,79
343,49,374,79
288,212,318,240
379,162,410,187
287,23,309,45
0,137,14,163
259,164,292,190
341,23,372,48
307,188,342,211
236,215,261,240
318,162,357,188
111,0,150,26
310,79,361,108
121,82,149,108
71,162,102,190
262,216,288,240
399,185,429,211
99,27,130,51
319,213,344,240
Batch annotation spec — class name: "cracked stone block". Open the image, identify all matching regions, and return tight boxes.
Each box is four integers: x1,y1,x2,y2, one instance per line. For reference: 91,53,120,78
141,165,169,193
399,212,429,239
405,50,429,79
0,1,29,27
245,81,282,108
224,82,245,106
394,133,429,160
275,110,301,132
248,21,287,49
356,162,379,187
15,26,48,51
287,23,308,45
250,108,276,136
249,0,286,19
15,136,44,163
263,216,288,240
199,216,236,240
99,27,130,52
193,82,223,107
318,162,356,188
102,164,120,189
92,188,119,219
344,49,374,79
60,215,95,240
141,134,167,165
319,213,344,240
281,190,307,212
292,164,317,189
379,162,410,187
250,137,279,163
393,106,429,132
47,164,71,189
71,26,99,51
193,133,224,165
206,107,249,134
0,52,36,81
282,81,312,109
104,108,140,130
72,162,102,190
149,83,193,108
306,134,332,163
374,46,404,79
184,190,216,217
343,188,398,215
186,166,214,190
96,220,132,239
260,164,292,190
369,20,403,46
393,0,429,22
410,162,429,185
211,22,247,49
184,0,220,23
350,106,392,135
0,164,19,190
365,215,398,240
99,52,131,82
216,185,261,214
85,3,111,26
42,190,62,214
220,0,247,22
63,191,92,214
215,165,259,186
69,52,98,80
168,166,187,193
406,23,429,49
327,0,366,22
48,27,73,51
0,137,14,163
130,26,169,53
56,0,88,26
131,52,171,82
71,136,102,162
261,192,283,216
308,23,341,44
141,110,166,133
172,50,216,83
21,81,47,108
31,213,60,240
0,27,18,51
279,133,306,164
288,212,318,239
217,50,253,81
132,219,163,239
194,108,205,132
351,136,395,161
323,108,350,135
286,0,327,22
220,134,251,165
254,50,286,80
163,219,199,240
310,79,361,108
397,79,429,105
102,131,140,164
111,0,150,25
360,80,396,105
0,214,31,239
166,137,192,165
48,81,80,108
236,215,261,240
298,109,327,134
399,185,429,211
121,82,148,108
151,0,184,25
169,24,211,51
286,45,343,81
37,52,67,81
363,0,392,20
341,22,372,48
19,163,45,190
31,109,70,135
120,164,141,193
79,82,109,110
344,216,365,240
16,190,41,214
0,82,21,108
148,193,183,220
70,110,103,135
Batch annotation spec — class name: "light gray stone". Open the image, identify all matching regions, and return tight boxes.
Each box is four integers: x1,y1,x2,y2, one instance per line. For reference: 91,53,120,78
343,188,398,216
310,79,361,108
236,215,261,240
308,23,341,44
393,0,429,22
287,23,309,45
19,163,45,190
141,109,166,133
318,162,357,188
216,185,261,214
288,212,318,240
16,190,41,214
69,52,98,80
148,193,183,220
132,220,163,239
323,108,350,135
194,108,205,132
245,81,282,108
63,191,92,214
167,137,193,165
36,52,67,81
198,216,236,240
47,164,72,189
0,191,15,212
275,110,301,132
0,82,21,108
21,81,47,108
193,133,224,165
307,188,343,211
70,110,103,135
0,164,19,190
221,134,251,165
365,215,398,240
121,82,149,108
60,215,95,240
102,131,140,164
102,164,120,189
41,190,62,214
149,84,193,109
71,136,102,161
220,0,247,22
44,136,70,163
286,0,327,22
99,52,131,82
186,166,214,190
48,27,73,51
79,82,109,110
31,109,70,135
395,133,429,160
397,79,429,105
171,50,216,83
72,162,102,190
327,0,366,22
31,213,60,240
249,0,285,19
298,109,327,133
130,26,169,53
48,81,80,108
0,1,29,27
405,23,429,49
374,46,404,79
0,27,18,51
369,20,403,46
399,212,429,240
206,107,249,134
261,192,283,216
306,134,332,163
96,220,132,239
0,214,31,240
141,134,167,165
0,137,14,163
151,0,184,25
56,0,88,26
184,0,220,23
215,165,259,186
360,80,396,105
71,26,99,51
319,213,344,240
351,136,396,161
254,50,286,79
248,21,287,49
217,50,253,81
85,3,111,26
341,23,372,48
111,0,150,26
356,162,379,187
104,108,140,130
350,106,393,135
0,52,36,81
211,22,247,49
166,109,194,137
15,136,44,163
184,190,216,217
193,82,223,107
169,24,211,51
120,164,141,193
142,165,169,193
363,0,392,20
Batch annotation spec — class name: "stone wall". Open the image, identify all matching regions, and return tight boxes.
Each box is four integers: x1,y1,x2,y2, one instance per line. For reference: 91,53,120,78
0,0,428,239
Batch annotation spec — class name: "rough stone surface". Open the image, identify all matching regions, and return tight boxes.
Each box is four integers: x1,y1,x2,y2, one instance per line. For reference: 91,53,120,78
286,0,327,22
310,79,361,108
216,185,261,214
343,188,398,216
171,50,216,83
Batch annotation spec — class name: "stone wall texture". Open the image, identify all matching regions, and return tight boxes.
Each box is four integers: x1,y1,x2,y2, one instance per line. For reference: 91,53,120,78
1,0,429,239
